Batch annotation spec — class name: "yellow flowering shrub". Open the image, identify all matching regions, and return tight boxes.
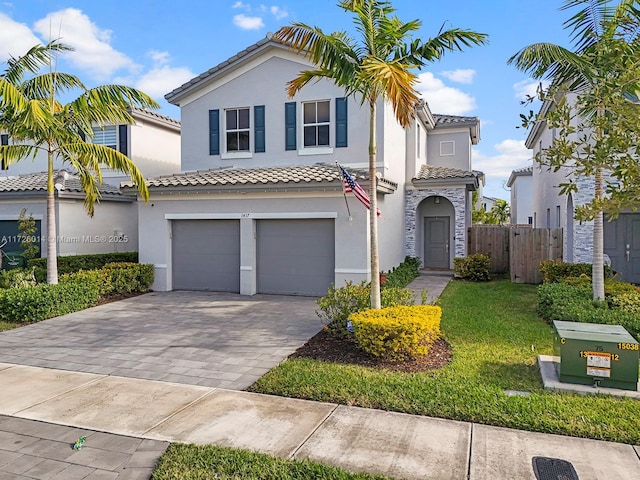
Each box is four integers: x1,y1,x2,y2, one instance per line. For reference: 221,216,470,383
349,305,442,361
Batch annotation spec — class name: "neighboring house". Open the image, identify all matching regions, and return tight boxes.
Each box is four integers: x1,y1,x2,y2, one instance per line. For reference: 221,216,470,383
0,171,137,261
479,195,498,212
0,108,180,260
507,165,533,225
126,35,482,296
525,97,640,282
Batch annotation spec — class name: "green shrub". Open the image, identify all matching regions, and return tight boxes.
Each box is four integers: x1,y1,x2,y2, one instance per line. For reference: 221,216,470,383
453,254,491,281
28,252,138,282
350,305,442,361
60,269,112,297
316,281,414,330
102,262,153,294
383,256,421,288
539,260,612,283
0,280,100,323
537,283,640,338
0,268,36,289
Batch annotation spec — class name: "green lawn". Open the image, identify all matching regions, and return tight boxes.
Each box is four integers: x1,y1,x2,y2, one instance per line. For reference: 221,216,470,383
152,444,393,480
250,280,640,444
0,321,19,332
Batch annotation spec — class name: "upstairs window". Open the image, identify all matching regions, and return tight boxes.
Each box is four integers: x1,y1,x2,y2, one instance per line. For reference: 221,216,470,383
303,101,330,147
92,126,117,149
225,108,250,152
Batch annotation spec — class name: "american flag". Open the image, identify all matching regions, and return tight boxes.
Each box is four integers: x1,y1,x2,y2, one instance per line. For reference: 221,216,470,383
338,164,381,217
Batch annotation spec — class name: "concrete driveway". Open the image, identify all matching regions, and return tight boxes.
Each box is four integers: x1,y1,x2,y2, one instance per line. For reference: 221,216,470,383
0,291,324,390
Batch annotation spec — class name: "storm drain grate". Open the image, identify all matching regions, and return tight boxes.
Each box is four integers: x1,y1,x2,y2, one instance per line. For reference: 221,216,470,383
532,456,579,480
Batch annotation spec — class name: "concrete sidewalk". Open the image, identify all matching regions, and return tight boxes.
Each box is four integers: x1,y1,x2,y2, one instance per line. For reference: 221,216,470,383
1,363,638,480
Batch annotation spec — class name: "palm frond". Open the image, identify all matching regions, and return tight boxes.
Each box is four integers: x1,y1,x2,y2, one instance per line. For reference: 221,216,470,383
0,144,40,167
0,78,27,113
21,72,86,100
359,57,419,127
507,42,593,88
2,40,73,84
413,28,488,65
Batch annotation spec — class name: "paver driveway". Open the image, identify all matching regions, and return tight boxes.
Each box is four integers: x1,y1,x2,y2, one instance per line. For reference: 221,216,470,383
0,291,323,389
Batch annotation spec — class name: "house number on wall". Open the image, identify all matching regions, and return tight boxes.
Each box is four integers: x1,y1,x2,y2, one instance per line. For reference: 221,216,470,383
240,213,251,218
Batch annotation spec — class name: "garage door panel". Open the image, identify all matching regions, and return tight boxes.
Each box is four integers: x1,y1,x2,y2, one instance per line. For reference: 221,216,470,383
172,220,240,292
257,219,334,296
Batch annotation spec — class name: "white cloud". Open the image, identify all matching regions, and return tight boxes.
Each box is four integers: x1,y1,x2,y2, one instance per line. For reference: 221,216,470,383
440,69,475,84
32,8,138,80
473,139,532,196
232,1,250,9
134,65,195,98
233,14,264,30
416,72,476,115
0,12,42,62
270,5,288,20
513,79,550,101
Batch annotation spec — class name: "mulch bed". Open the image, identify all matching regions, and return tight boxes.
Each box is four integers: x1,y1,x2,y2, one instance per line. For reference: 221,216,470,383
95,291,145,306
290,328,452,373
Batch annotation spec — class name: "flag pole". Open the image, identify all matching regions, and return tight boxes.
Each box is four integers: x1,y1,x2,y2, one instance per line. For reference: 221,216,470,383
336,163,352,221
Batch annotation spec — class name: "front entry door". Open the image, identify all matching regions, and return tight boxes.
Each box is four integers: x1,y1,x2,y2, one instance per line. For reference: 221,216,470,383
424,217,450,269
604,213,640,284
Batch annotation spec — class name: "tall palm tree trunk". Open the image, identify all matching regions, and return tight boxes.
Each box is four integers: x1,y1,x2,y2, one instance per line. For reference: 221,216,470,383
369,101,381,309
592,167,604,300
46,150,58,284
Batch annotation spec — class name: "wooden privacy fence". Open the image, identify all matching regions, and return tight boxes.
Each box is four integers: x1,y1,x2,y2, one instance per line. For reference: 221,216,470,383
467,225,563,284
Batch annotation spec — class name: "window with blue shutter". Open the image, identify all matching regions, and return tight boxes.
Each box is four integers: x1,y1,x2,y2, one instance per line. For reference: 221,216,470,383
1,134,8,170
209,109,220,155
118,125,128,155
254,105,265,153
335,97,348,148
285,102,296,151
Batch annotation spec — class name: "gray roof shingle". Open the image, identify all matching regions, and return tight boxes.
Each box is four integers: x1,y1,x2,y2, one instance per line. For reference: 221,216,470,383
433,114,479,126
123,163,397,192
0,171,125,196
414,165,479,181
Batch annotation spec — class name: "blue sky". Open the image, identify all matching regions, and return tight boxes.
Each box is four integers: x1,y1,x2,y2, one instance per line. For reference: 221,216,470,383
0,1,572,199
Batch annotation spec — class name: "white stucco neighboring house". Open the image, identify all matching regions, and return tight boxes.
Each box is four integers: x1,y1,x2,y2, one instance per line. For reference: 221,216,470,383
525,96,640,283
507,165,533,225
0,108,180,259
126,35,482,296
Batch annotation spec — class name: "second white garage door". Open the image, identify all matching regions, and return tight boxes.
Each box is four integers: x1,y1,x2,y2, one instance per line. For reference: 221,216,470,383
257,219,335,296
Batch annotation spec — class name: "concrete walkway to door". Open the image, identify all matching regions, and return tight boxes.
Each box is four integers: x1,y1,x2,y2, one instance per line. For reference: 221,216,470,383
0,291,324,390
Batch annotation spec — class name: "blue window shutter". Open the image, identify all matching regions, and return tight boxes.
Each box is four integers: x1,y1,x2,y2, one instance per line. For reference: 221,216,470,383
335,97,348,148
254,105,265,153
209,109,220,155
285,102,296,151
118,125,128,155
0,134,8,170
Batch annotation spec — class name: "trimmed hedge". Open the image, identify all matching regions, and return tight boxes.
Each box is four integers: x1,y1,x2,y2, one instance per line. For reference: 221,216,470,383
383,256,421,289
539,260,612,283
350,305,442,361
28,252,138,283
537,283,640,338
0,281,100,323
453,253,491,281
3,262,154,324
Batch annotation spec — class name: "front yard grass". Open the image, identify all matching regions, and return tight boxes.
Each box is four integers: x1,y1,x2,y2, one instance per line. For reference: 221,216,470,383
152,444,392,480
250,279,640,444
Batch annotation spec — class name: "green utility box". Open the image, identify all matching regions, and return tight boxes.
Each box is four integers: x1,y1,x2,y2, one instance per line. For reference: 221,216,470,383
553,321,639,390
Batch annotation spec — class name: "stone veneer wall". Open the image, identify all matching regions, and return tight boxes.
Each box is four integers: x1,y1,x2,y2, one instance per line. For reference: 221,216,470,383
405,187,467,260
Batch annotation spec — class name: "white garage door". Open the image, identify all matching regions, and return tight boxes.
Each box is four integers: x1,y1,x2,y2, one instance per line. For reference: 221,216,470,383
172,220,240,292
257,219,335,296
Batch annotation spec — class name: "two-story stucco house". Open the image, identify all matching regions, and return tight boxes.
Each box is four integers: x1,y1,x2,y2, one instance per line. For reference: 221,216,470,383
507,165,533,225
0,108,181,259
126,35,482,296
525,96,640,283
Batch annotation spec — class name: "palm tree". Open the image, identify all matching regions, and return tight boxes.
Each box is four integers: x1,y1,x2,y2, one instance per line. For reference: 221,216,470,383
508,0,640,301
274,0,487,308
0,40,157,284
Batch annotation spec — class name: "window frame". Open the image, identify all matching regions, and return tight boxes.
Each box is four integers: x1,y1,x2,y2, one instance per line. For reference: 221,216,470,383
222,107,252,159
440,140,455,156
299,99,333,155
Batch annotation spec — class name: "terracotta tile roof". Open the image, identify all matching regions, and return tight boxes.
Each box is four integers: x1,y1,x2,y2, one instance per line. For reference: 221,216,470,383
124,163,397,192
0,171,124,196
414,165,479,181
